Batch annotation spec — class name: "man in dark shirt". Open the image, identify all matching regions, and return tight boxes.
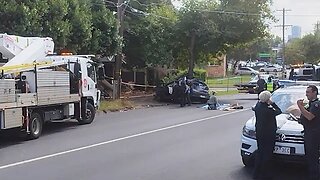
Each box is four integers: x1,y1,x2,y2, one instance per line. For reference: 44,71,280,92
256,75,266,99
297,85,320,180
253,91,282,180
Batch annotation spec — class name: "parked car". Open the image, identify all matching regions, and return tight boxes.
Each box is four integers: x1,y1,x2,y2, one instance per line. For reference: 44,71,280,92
259,64,282,72
155,78,210,103
241,86,312,167
234,74,276,93
235,67,259,75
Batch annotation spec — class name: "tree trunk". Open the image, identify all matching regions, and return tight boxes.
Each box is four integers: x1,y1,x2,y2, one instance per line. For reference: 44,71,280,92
188,32,196,79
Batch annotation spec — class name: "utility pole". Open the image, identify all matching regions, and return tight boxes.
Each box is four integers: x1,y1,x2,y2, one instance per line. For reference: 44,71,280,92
114,0,124,99
275,8,291,76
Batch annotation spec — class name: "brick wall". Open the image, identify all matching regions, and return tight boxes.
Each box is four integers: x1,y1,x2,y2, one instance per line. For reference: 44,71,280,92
206,65,225,77
205,55,227,77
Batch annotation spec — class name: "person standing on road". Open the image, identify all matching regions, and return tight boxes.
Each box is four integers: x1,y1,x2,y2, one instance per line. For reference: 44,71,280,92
289,68,295,80
297,85,320,180
256,75,266,99
253,91,282,180
178,78,187,107
185,79,192,106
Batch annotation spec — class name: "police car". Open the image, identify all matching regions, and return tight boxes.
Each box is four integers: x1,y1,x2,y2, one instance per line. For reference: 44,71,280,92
241,86,313,166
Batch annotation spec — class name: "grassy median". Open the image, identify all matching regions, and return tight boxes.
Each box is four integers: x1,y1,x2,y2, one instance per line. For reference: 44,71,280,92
99,99,135,112
215,90,239,96
206,75,252,88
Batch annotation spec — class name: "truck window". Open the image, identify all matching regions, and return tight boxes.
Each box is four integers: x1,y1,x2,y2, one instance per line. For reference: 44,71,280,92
87,63,96,82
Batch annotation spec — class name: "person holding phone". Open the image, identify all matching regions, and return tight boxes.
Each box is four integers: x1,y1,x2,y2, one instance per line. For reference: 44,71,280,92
297,85,320,180
253,91,282,180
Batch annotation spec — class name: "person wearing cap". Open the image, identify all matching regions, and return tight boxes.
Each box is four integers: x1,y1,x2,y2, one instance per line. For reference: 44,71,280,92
207,91,217,110
253,91,282,180
297,85,320,180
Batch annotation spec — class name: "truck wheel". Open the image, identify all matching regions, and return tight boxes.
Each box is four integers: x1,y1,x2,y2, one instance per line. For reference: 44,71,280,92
28,112,43,139
242,156,254,167
78,103,95,125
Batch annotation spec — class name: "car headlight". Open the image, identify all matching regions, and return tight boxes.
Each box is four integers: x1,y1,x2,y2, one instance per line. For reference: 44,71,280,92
242,126,256,139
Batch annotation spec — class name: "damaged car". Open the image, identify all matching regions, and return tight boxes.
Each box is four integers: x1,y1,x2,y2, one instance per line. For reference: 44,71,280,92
154,78,210,103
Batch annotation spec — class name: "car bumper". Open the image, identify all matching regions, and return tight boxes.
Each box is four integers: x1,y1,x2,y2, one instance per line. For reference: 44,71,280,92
241,135,306,164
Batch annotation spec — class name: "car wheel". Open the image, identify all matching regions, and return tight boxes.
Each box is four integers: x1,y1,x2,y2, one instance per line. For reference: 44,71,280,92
273,69,277,72
250,73,255,76
260,69,265,72
242,156,254,167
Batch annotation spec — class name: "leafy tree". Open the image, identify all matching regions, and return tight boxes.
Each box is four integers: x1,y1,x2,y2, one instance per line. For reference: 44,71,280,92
300,34,320,64
285,39,305,65
142,5,178,66
90,0,119,57
65,0,92,53
41,0,71,50
122,0,175,69
175,0,273,78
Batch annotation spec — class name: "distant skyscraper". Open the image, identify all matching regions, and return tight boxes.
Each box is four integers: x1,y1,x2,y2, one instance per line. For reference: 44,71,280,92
291,26,302,39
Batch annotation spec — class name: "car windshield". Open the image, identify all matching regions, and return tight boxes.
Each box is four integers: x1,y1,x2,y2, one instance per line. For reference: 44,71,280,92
251,75,270,82
192,82,209,90
271,91,306,114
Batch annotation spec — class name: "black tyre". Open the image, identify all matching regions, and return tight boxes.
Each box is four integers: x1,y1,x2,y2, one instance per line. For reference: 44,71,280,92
260,69,265,72
273,69,277,72
242,156,254,167
28,112,43,139
78,103,95,125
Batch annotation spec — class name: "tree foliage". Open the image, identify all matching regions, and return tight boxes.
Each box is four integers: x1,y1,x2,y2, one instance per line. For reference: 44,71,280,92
0,0,119,56
285,32,320,65
0,0,275,76
174,0,273,77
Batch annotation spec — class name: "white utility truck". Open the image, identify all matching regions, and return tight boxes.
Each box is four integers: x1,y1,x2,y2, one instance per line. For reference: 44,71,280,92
0,33,100,139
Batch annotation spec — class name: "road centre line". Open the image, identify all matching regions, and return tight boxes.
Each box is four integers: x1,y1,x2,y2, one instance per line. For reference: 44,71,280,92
0,108,250,170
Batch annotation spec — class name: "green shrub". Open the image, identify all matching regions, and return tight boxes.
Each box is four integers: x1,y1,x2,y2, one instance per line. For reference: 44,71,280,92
193,68,207,81
160,69,207,84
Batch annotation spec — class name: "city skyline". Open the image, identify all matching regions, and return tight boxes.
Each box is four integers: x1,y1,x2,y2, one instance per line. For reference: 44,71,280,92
270,0,320,38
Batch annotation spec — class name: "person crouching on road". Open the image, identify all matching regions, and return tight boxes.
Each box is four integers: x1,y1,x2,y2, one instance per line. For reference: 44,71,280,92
207,91,217,110
253,91,282,180
297,85,320,180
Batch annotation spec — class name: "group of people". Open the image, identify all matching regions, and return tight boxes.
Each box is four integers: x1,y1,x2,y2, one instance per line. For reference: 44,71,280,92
171,77,218,109
253,85,320,180
172,77,192,107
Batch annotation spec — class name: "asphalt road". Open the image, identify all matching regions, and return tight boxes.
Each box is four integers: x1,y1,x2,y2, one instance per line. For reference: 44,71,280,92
0,94,307,180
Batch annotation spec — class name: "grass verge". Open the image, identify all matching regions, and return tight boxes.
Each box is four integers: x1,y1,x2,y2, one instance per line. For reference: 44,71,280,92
206,75,252,88
99,99,135,112
215,90,239,96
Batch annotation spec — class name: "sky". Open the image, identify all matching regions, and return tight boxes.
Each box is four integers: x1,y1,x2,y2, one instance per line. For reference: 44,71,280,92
271,0,320,39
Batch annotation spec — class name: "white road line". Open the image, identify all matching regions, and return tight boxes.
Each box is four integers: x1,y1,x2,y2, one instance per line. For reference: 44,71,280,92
0,108,250,170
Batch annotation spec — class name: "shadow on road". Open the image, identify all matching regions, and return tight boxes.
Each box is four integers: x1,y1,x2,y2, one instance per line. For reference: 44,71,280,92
231,163,307,180
0,121,79,149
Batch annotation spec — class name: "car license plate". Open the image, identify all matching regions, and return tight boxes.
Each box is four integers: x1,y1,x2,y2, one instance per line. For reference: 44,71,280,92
274,146,290,155
200,95,205,98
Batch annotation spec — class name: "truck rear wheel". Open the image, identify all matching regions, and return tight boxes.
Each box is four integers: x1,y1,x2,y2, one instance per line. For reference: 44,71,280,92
28,112,43,139
78,103,95,125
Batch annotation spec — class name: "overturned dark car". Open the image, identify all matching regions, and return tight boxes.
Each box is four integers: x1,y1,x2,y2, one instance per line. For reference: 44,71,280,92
154,78,210,103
